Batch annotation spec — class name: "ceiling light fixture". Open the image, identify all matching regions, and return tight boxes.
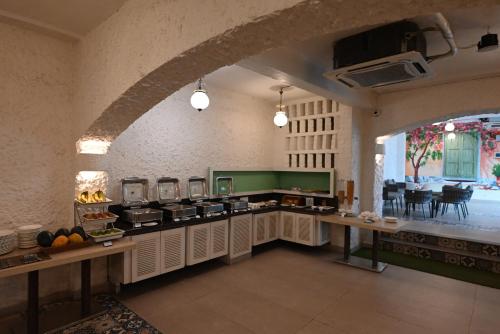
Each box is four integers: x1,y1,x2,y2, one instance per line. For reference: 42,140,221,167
190,78,210,111
273,87,288,127
445,122,455,132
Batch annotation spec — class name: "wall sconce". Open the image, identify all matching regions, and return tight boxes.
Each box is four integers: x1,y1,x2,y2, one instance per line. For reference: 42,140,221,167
76,138,111,155
75,171,109,198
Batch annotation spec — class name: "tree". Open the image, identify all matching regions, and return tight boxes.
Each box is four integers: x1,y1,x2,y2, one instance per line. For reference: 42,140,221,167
406,125,443,182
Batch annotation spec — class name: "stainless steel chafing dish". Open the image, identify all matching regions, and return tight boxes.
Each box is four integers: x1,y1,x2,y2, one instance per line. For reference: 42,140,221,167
188,176,225,217
216,176,249,212
121,177,162,226
221,198,249,212
157,177,197,220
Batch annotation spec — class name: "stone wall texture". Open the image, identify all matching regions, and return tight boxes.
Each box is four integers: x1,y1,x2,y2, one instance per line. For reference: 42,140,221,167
0,22,77,312
97,84,275,200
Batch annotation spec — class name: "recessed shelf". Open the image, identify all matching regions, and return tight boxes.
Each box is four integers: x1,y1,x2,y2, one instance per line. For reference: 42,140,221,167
284,130,338,137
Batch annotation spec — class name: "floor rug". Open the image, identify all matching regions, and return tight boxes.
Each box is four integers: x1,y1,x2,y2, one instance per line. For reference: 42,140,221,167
352,248,500,289
45,295,161,334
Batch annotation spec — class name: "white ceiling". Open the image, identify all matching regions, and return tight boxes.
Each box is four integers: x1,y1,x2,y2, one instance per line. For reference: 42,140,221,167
0,0,127,38
204,65,314,102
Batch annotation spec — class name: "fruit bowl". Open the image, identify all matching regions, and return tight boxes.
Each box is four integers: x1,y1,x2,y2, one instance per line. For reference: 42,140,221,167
42,240,92,254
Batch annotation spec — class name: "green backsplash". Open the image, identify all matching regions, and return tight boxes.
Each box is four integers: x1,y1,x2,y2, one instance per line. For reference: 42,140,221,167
212,170,330,194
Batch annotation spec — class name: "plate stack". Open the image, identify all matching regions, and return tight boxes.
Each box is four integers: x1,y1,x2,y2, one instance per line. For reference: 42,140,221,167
17,224,42,249
0,230,16,255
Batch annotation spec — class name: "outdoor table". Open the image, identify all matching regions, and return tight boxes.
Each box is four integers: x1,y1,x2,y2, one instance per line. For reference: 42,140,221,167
0,239,136,334
320,215,408,272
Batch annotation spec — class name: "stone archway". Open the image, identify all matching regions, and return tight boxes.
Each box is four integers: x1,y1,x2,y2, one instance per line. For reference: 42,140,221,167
372,106,500,215
77,0,500,145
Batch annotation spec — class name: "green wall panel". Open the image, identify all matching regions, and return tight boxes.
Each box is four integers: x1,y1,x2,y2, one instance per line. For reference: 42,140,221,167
212,171,278,193
276,171,330,192
212,170,330,194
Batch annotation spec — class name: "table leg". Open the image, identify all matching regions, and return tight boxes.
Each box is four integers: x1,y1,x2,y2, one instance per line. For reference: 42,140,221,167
27,270,39,334
81,259,91,317
343,225,351,261
372,231,379,268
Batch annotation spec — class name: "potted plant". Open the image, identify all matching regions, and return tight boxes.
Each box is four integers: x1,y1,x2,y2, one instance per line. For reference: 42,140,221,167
493,164,500,186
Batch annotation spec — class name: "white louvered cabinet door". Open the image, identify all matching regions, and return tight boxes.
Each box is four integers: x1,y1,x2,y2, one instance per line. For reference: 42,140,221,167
187,223,211,265
266,212,279,242
131,232,162,282
315,220,331,246
280,211,296,242
295,213,315,246
230,214,252,258
210,219,229,259
252,213,267,245
160,227,186,274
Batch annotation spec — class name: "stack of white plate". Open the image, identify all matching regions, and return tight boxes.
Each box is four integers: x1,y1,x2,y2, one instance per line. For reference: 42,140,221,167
17,224,42,249
0,230,16,255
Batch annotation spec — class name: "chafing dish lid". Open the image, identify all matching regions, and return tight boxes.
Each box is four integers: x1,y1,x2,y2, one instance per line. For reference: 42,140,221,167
157,177,181,204
216,176,233,197
188,176,208,201
121,177,149,207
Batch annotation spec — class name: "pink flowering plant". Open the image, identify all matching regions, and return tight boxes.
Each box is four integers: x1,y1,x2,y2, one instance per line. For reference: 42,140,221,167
406,122,497,182
406,124,444,182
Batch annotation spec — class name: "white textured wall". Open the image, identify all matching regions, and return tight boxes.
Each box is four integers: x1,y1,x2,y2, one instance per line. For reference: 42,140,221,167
383,133,406,182
97,84,275,200
73,0,302,139
0,22,76,312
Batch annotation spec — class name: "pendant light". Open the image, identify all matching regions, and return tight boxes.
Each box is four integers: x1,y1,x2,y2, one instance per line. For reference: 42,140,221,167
273,87,288,127
445,122,455,132
190,78,210,111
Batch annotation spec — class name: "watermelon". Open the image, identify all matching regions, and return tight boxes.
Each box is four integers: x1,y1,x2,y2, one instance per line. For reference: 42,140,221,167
37,231,54,247
54,228,70,238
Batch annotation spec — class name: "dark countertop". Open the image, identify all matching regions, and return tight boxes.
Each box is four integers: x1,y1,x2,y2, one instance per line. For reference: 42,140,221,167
115,205,336,237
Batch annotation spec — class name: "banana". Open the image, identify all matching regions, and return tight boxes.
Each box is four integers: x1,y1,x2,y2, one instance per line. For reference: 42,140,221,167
78,191,89,203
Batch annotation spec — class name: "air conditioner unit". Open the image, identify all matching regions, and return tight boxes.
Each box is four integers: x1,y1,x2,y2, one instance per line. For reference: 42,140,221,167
324,21,433,88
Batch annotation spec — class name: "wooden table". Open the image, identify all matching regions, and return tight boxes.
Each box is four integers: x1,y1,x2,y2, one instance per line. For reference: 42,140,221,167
0,239,135,334
320,215,408,272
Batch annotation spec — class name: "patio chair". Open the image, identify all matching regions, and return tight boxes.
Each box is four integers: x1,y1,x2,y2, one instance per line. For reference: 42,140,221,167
404,189,432,218
436,187,469,220
383,187,397,216
386,183,403,211
463,185,473,216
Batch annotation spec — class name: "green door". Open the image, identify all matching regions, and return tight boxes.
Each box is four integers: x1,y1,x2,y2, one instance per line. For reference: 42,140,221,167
444,133,478,179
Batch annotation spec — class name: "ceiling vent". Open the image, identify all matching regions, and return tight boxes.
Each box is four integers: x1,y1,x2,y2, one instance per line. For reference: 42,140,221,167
325,51,431,88
324,15,455,89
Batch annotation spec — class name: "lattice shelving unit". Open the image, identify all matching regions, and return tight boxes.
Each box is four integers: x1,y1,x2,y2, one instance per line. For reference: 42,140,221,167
284,98,340,169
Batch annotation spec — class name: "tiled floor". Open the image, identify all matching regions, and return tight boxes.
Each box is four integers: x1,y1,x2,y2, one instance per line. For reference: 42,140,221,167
117,244,500,334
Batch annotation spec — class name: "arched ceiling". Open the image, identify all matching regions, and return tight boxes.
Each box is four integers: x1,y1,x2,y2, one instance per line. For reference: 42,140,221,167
70,0,500,144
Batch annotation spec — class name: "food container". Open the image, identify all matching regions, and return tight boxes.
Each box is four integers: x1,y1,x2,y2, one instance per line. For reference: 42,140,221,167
121,177,162,224
123,208,162,224
281,195,306,206
88,228,125,243
81,211,119,224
